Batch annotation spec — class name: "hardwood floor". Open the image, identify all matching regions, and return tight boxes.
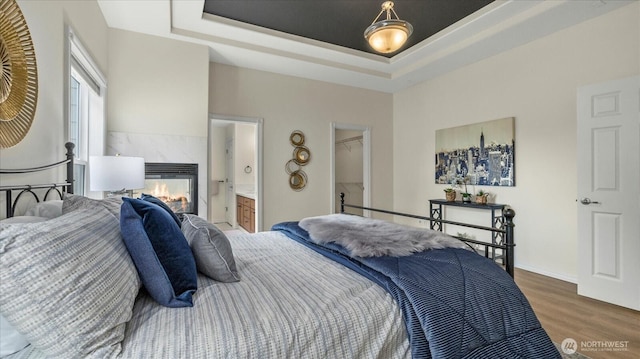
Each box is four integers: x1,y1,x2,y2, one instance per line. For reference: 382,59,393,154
514,269,640,359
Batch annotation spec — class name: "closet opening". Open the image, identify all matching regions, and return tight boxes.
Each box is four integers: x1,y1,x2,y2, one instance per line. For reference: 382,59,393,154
331,123,371,215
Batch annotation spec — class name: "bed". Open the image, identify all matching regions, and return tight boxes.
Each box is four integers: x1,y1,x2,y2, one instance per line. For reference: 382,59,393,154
0,143,560,359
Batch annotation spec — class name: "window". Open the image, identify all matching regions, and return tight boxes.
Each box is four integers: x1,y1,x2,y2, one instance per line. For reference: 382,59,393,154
67,28,106,197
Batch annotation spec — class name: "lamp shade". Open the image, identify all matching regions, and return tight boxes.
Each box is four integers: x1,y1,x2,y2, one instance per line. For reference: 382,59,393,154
89,155,145,191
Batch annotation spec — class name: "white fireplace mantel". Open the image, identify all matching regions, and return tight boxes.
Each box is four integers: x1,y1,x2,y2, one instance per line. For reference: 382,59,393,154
107,131,208,219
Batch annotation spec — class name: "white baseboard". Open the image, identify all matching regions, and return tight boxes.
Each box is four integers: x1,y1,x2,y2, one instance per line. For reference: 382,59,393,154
515,264,577,284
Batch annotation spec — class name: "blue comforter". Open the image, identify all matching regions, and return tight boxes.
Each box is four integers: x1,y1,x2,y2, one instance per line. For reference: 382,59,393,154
273,221,560,359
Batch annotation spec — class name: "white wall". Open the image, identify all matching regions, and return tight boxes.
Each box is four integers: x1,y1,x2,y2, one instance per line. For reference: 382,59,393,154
209,63,394,230
104,28,210,216
234,123,256,188
1,0,108,217
392,2,640,281
106,29,209,137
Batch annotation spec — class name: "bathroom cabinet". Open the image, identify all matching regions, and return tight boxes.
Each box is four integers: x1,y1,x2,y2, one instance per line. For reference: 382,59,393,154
236,195,255,233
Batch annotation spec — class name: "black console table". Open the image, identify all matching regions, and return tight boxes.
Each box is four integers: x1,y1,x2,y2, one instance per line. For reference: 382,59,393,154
429,199,508,261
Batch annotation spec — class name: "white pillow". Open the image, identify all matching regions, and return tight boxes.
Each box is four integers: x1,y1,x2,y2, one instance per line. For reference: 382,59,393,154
0,315,29,356
23,200,63,219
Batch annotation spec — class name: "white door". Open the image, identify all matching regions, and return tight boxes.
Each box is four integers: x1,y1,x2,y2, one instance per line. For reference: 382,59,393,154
577,75,640,310
225,137,234,226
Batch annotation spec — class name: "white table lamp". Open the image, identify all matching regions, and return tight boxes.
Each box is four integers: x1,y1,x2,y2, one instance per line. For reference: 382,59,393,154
89,155,145,196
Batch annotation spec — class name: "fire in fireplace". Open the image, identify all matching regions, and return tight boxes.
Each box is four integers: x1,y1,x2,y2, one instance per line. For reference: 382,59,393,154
143,163,198,215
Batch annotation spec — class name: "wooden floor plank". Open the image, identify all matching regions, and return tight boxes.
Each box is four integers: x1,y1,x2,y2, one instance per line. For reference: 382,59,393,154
515,269,640,359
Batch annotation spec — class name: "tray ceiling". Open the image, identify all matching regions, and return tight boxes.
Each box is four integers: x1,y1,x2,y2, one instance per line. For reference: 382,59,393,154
202,0,494,57
97,0,633,93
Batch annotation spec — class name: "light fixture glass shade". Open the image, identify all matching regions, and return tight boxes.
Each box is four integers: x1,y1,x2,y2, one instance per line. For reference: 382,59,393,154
89,155,145,193
365,20,412,54
364,1,413,54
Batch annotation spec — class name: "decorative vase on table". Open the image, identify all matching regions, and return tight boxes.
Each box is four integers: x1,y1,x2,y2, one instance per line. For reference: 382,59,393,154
445,190,456,202
475,191,489,204
461,193,471,203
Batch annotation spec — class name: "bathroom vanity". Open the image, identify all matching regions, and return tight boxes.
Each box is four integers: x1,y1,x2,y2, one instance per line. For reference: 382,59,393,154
236,194,255,233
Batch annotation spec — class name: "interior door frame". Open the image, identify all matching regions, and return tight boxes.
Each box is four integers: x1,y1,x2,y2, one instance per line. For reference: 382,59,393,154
330,122,371,214
208,114,263,232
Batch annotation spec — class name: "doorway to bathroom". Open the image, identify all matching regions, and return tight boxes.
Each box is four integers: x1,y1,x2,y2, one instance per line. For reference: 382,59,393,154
331,123,371,215
208,114,263,232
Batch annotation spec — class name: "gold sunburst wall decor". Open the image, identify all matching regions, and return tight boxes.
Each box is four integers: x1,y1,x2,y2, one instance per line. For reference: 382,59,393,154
0,0,38,148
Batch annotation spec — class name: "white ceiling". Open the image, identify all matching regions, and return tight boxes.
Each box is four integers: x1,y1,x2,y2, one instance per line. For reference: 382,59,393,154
97,0,633,93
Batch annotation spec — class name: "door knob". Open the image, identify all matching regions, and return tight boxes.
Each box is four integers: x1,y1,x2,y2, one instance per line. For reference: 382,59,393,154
579,198,600,205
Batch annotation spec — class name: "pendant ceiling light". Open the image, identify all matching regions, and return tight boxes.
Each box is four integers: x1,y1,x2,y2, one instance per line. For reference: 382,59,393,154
364,1,413,54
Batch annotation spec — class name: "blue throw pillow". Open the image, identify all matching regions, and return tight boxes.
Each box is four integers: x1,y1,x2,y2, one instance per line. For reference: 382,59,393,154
140,193,182,228
120,197,197,307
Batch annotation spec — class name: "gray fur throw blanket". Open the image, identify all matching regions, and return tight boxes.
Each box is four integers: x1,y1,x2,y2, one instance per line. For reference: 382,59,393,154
299,214,469,257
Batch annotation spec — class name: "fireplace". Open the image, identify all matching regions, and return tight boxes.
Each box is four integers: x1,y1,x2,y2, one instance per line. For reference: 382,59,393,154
143,163,198,215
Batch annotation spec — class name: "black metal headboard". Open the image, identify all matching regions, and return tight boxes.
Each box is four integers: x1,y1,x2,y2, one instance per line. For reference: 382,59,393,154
0,142,75,218
338,192,516,278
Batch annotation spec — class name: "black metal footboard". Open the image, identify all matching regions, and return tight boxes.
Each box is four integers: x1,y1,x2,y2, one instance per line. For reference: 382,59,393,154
339,192,516,278
0,142,75,218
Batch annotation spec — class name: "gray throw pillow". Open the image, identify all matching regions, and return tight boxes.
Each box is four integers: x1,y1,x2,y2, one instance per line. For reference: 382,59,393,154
181,214,240,282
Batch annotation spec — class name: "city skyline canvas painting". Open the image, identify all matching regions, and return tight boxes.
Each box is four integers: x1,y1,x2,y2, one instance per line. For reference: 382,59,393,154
435,117,515,187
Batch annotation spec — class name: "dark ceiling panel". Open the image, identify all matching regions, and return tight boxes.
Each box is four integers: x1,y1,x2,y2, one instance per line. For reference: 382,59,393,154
203,0,494,57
